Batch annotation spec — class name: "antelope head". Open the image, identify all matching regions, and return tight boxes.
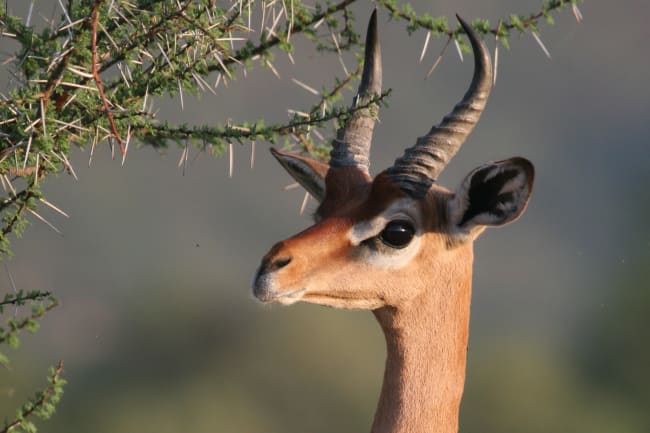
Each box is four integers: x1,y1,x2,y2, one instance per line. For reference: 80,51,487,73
253,11,534,312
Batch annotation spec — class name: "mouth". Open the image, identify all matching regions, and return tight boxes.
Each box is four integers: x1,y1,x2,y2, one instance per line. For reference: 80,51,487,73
273,287,307,305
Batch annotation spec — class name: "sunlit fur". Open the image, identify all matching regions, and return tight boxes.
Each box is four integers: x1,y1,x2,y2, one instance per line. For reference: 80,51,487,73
254,171,467,309
252,160,532,433
252,12,534,433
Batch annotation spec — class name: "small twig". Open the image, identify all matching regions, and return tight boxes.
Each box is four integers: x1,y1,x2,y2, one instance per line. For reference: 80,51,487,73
0,361,64,433
90,0,125,156
0,290,52,308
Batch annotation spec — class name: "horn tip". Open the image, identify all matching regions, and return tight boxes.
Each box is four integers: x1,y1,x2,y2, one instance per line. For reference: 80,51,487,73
455,14,471,32
368,9,378,41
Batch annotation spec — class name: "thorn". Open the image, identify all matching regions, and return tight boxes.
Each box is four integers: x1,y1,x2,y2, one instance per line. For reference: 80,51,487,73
299,191,310,215
426,37,451,79
531,31,551,59
493,42,499,86
121,125,131,166
39,97,47,139
291,78,319,96
89,127,98,167
23,134,32,169
34,153,40,185
229,142,234,178
494,20,502,87
3,175,17,195
288,0,294,42
572,4,583,23
178,80,184,111
419,31,431,64
142,84,149,111
183,141,189,175
267,7,285,42
265,59,281,79
331,32,349,76
250,141,255,170
156,42,174,69
27,208,63,236
39,198,70,218
453,38,464,62
56,151,78,180
26,1,35,27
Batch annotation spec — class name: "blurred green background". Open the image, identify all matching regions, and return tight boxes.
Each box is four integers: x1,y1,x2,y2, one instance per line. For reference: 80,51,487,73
2,0,649,432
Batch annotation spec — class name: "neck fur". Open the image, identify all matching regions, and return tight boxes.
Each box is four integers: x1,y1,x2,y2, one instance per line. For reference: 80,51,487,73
370,256,473,433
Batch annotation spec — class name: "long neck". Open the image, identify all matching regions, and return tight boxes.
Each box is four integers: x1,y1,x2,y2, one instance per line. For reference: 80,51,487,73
370,255,473,433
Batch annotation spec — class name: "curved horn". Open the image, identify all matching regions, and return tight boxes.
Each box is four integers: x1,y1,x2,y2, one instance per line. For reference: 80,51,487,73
329,9,382,173
386,15,492,197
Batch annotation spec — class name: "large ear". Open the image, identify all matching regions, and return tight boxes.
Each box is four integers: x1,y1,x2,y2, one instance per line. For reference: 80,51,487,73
449,157,534,235
270,148,328,202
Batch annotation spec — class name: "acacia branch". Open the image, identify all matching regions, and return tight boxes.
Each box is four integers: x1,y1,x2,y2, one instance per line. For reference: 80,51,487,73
0,291,52,309
138,90,391,146
0,361,65,433
377,0,582,39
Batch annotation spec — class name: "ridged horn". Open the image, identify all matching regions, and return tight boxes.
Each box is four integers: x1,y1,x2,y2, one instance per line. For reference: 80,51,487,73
329,9,382,173
386,15,492,198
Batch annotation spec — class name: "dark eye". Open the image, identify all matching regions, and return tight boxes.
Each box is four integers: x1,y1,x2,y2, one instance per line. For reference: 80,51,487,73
379,220,415,249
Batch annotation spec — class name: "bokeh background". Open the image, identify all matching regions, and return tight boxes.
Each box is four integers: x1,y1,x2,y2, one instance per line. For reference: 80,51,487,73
1,0,649,432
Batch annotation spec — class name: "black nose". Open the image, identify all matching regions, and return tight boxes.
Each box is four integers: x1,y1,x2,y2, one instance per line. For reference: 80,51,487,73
252,256,293,301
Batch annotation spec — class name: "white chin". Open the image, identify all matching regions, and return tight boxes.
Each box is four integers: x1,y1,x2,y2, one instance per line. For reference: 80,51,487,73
277,295,302,305
275,288,307,305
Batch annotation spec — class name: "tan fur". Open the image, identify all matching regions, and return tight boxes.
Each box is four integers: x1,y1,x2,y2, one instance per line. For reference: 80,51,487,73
254,13,534,431
254,169,480,432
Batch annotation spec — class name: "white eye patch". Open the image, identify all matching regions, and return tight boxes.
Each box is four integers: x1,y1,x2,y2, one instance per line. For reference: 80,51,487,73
347,198,423,269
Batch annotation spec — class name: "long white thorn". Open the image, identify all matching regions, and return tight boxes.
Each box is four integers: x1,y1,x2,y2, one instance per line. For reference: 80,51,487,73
121,125,131,166
331,32,349,75
26,1,35,26
531,31,551,59
494,21,501,87
572,4,583,23
229,142,234,178
39,198,70,218
178,80,184,110
291,78,319,96
265,59,281,79
39,97,47,139
34,153,40,185
23,134,33,169
419,31,431,64
183,141,189,175
299,191,310,215
89,127,99,166
426,38,451,79
27,208,63,236
250,141,255,170
453,38,464,62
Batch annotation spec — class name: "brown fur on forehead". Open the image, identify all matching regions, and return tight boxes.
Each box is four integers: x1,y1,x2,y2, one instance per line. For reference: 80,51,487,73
317,167,372,218
357,172,411,219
